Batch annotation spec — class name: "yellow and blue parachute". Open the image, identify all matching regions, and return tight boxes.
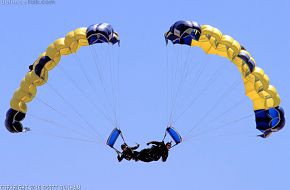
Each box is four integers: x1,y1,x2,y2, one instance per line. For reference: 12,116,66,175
165,21,285,138
4,21,285,139
5,23,120,133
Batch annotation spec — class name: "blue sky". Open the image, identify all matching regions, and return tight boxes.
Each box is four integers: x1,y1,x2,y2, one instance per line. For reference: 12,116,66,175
1,0,290,189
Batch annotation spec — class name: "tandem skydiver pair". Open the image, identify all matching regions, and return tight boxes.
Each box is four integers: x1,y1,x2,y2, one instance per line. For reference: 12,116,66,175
106,126,182,162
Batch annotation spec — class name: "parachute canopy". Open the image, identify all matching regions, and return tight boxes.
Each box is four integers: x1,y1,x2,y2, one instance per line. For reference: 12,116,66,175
5,23,120,133
165,20,285,137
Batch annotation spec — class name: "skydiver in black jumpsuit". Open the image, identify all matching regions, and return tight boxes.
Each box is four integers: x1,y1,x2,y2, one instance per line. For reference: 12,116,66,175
117,143,140,162
137,141,171,162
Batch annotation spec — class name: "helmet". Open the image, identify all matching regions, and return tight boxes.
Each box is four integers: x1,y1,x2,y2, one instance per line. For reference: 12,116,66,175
166,141,172,147
121,143,127,149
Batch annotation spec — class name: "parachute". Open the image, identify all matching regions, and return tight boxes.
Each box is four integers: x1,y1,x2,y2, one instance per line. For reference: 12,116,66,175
165,21,285,138
5,23,120,133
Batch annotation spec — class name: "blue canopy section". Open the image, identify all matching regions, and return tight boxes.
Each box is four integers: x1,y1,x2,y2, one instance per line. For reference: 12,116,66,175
86,23,120,45
255,106,285,133
165,20,201,46
166,126,182,144
106,128,121,148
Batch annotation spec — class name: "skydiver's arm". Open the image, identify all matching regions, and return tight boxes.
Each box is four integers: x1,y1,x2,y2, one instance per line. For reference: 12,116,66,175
147,141,162,146
131,144,140,150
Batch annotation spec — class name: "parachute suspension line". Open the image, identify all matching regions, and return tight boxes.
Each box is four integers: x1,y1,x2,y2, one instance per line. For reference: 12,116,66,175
185,72,271,139
34,97,94,138
92,46,113,106
162,130,168,141
29,112,94,140
168,46,179,123
183,79,242,138
166,47,172,126
168,46,186,124
35,96,68,119
209,98,248,125
166,47,175,125
186,114,253,140
115,47,121,128
168,46,194,123
179,47,193,86
191,71,268,134
171,46,182,121
90,46,110,109
183,130,256,144
73,54,98,94
169,58,208,123
107,46,119,128
32,129,100,144
105,46,121,128
187,127,255,142
193,79,241,131
193,82,246,135
99,44,119,127
184,58,208,97
173,62,224,124
58,64,115,126
72,54,114,125
167,47,175,124
177,56,264,140
186,110,265,141
45,81,104,141
90,46,118,127
214,109,266,131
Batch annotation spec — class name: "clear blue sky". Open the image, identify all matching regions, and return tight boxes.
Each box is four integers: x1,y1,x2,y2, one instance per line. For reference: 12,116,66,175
1,0,290,189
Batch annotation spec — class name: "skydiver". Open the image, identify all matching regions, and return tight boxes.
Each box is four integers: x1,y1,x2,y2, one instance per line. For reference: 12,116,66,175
137,141,172,162
116,143,140,162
